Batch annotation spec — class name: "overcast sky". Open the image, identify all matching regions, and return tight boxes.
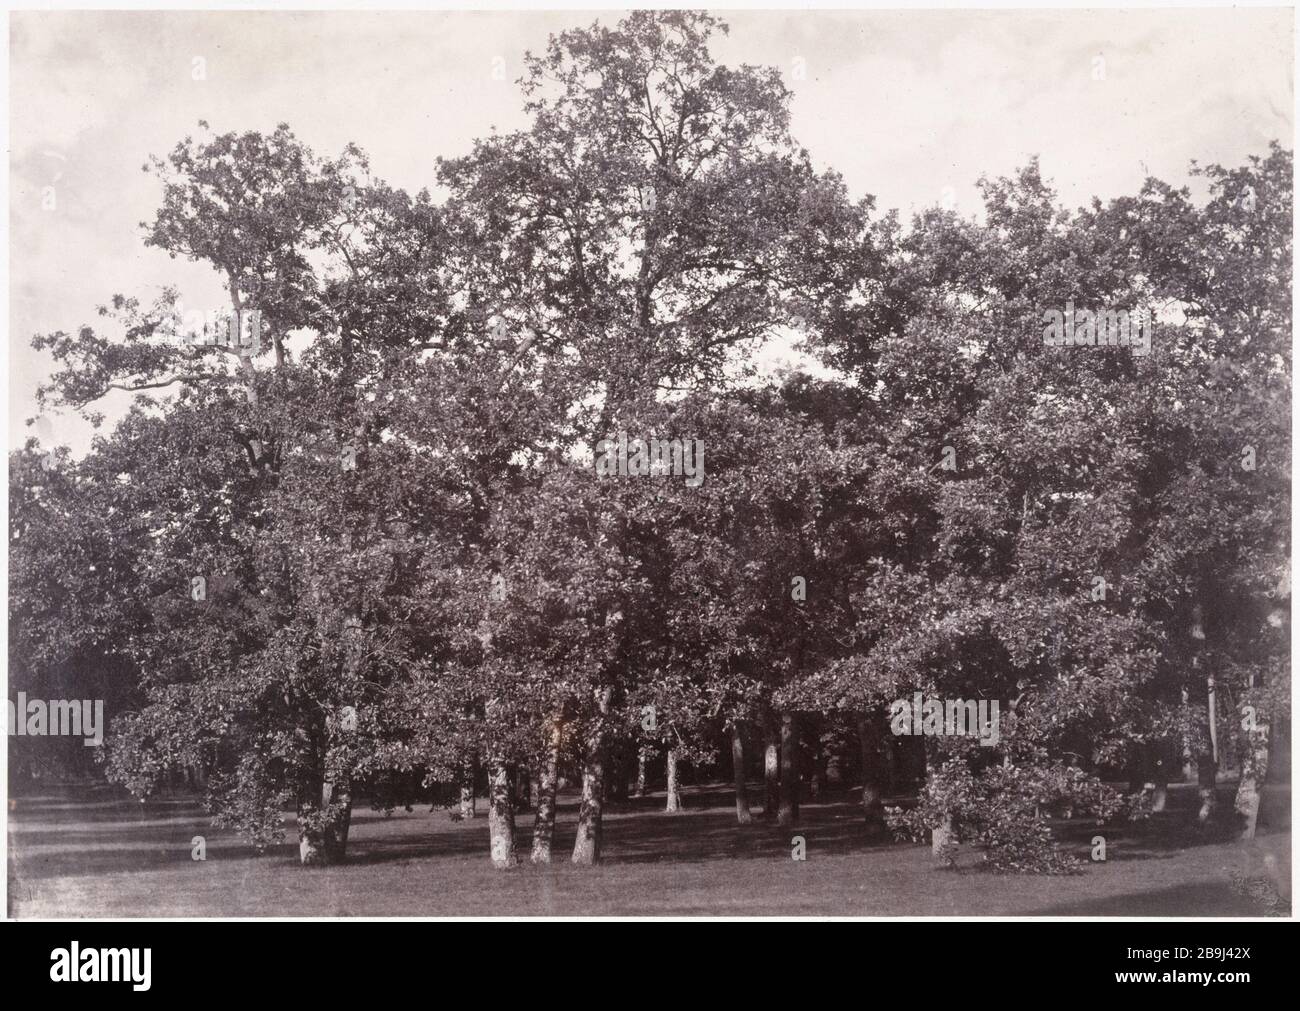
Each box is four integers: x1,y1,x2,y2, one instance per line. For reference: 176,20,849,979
8,6,1293,453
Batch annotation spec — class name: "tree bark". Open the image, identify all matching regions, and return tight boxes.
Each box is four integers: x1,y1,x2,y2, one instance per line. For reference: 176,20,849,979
926,743,953,858
730,723,752,824
299,773,352,866
487,761,518,868
571,756,606,865
571,688,611,865
778,711,800,827
1190,606,1218,825
531,719,561,864
931,814,954,856
665,747,683,813
1235,723,1271,840
633,746,648,797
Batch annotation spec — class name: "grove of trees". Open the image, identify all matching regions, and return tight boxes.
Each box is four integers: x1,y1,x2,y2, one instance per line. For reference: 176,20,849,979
10,11,1290,874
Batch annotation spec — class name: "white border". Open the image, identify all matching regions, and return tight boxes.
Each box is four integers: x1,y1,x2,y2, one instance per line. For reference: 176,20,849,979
1,0,1296,925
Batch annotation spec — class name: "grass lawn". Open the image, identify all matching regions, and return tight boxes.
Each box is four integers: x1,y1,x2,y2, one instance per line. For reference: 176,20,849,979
7,780,1290,917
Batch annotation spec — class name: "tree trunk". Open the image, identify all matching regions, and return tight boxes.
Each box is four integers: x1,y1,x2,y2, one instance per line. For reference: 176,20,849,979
1235,723,1271,840
634,747,648,797
926,743,952,858
665,747,683,813
1190,606,1218,825
881,732,898,793
609,742,631,804
515,768,532,811
763,721,780,820
931,814,954,856
299,773,352,866
1180,683,1195,782
1196,749,1218,824
809,731,825,801
1150,738,1171,812
778,711,799,827
571,757,606,865
730,723,752,824
459,783,475,820
857,713,883,821
299,610,359,865
531,719,561,864
571,688,611,865
487,761,518,868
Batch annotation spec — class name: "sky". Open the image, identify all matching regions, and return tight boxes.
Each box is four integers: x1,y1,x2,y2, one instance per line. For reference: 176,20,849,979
7,6,1294,455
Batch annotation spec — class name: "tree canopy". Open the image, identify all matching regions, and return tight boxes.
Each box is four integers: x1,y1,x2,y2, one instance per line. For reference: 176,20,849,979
11,10,1290,874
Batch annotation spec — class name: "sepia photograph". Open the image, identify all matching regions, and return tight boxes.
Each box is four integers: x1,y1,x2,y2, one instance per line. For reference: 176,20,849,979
4,1,1294,938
